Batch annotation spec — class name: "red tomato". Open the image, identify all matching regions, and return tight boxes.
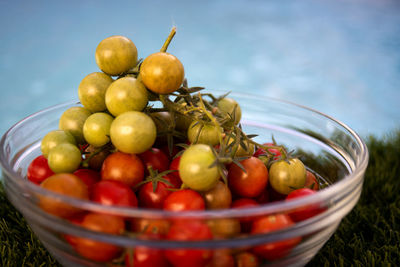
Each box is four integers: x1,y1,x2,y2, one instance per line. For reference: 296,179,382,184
251,214,301,261
73,169,100,188
163,189,205,212
255,188,269,204
231,198,260,232
129,218,171,236
64,213,86,247
27,155,54,184
168,155,181,181
73,213,125,262
207,249,235,267
165,220,213,267
101,151,144,187
138,175,179,209
253,142,281,159
90,180,138,208
228,157,268,198
286,188,325,222
304,170,319,190
138,147,170,174
125,234,169,267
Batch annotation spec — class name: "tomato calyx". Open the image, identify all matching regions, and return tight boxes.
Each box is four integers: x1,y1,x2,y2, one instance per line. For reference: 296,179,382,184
134,166,176,193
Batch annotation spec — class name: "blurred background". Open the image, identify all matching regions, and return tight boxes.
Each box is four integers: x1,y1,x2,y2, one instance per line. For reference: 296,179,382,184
0,0,399,138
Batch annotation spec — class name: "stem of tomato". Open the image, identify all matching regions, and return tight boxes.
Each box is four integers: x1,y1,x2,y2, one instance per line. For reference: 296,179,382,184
160,26,177,52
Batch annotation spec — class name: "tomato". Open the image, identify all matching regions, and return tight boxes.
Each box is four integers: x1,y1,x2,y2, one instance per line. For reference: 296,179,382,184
255,188,269,204
203,181,232,209
138,147,170,174
130,218,171,236
39,173,89,218
27,155,54,184
125,234,169,267
269,158,307,195
110,111,156,154
82,112,114,147
187,121,221,147
101,151,144,187
207,249,235,267
163,189,205,212
217,97,242,125
251,214,301,261
138,175,178,209
168,155,181,180
305,170,319,190
165,220,213,267
286,188,325,222
105,77,148,116
64,213,86,247
179,144,219,191
231,198,259,232
78,72,113,112
140,52,185,94
73,168,100,188
253,142,281,159
225,136,255,157
73,213,125,262
90,180,138,208
160,144,180,160
234,252,260,267
207,218,241,238
48,143,82,173
40,130,76,158
95,35,138,76
84,145,111,171
59,106,92,144
228,157,268,198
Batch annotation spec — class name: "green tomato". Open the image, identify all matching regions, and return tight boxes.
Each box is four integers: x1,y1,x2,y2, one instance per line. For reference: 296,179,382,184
59,107,92,144
187,121,221,146
95,35,138,76
269,158,307,195
83,112,114,147
217,97,242,125
41,130,76,158
110,111,156,154
225,136,255,157
48,143,82,173
78,72,113,112
105,77,148,116
179,144,220,191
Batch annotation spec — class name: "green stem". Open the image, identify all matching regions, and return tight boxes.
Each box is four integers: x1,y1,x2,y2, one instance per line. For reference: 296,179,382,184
160,26,177,52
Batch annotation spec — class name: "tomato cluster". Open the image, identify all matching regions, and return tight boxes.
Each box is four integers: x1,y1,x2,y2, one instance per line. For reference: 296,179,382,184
26,28,326,266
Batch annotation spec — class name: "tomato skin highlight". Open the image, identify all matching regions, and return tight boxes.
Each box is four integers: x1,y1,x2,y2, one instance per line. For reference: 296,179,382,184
228,157,268,198
27,155,54,184
251,214,301,261
90,180,138,208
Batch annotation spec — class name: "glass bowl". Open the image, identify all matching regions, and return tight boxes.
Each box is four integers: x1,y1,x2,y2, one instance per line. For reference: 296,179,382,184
0,92,368,267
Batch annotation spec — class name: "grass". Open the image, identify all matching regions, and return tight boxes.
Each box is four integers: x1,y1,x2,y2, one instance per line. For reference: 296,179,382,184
1,131,399,266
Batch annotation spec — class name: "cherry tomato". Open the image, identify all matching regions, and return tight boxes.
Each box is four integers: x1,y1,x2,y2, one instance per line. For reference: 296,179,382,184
78,72,113,112
228,157,268,198
95,35,138,76
129,218,171,236
217,97,242,125
90,180,138,208
64,213,86,247
203,181,232,209
110,111,157,154
207,248,235,267
231,198,259,232
138,175,178,209
286,188,325,222
125,234,169,267
138,147,170,174
140,52,185,94
255,188,269,204
187,121,221,147
73,169,100,188
253,142,281,159
165,220,213,267
40,130,76,158
101,151,144,187
234,252,260,267
84,145,111,171
48,143,82,173
207,218,241,238
251,214,301,261
73,213,125,262
27,155,54,184
179,144,219,191
163,189,205,212
59,106,92,144
39,173,89,218
269,158,306,195
305,170,319,190
168,155,181,180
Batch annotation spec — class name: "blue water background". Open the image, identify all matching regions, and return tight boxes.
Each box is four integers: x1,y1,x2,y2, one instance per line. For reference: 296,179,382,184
0,0,399,138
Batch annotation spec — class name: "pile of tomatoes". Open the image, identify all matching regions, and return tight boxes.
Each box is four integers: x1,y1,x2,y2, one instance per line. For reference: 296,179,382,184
26,28,325,267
